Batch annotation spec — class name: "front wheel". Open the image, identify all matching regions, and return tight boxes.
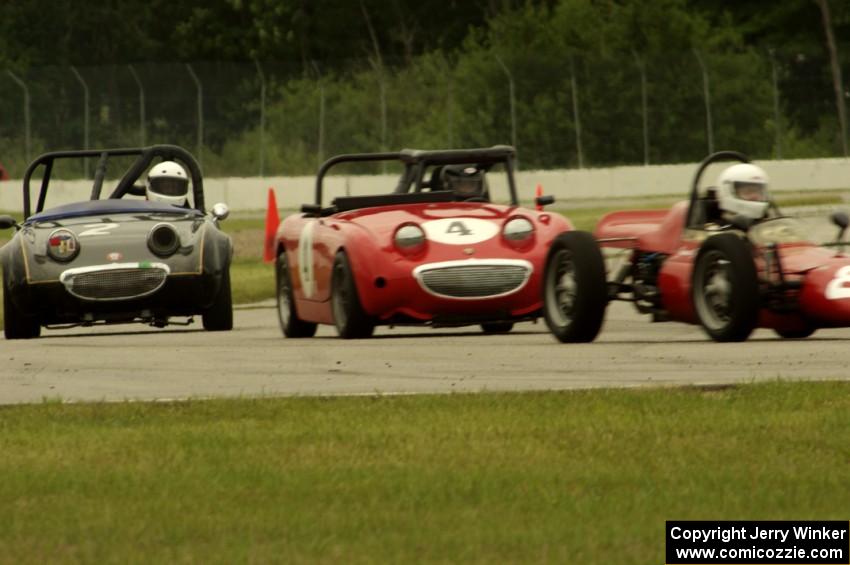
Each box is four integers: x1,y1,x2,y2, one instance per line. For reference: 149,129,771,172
331,251,375,339
3,272,40,340
543,231,608,343
276,252,317,337
692,233,759,342
202,268,233,331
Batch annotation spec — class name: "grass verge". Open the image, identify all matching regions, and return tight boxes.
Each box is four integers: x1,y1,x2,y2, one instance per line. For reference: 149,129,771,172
0,381,848,563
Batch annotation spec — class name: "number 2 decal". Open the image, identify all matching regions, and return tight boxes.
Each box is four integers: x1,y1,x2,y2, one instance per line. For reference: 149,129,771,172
78,223,119,237
826,265,850,300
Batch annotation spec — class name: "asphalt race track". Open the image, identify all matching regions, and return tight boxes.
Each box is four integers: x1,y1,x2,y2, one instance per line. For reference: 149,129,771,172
2,300,849,404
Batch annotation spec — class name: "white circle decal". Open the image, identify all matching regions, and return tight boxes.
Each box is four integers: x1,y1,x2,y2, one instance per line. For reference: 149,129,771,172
421,218,500,245
297,221,316,298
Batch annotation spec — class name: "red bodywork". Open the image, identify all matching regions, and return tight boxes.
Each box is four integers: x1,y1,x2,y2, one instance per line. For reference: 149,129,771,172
276,202,571,327
594,201,850,333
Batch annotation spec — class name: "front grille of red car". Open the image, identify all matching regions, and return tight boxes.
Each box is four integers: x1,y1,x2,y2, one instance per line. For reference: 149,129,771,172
417,263,530,299
66,268,168,301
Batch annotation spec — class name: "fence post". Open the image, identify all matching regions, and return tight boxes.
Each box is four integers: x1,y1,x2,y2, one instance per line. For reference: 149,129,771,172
495,54,518,170
633,52,650,166
769,49,782,159
70,66,90,177
255,59,266,176
186,64,204,167
447,79,454,147
127,65,146,146
311,61,325,169
569,56,584,169
693,49,714,155
6,70,31,163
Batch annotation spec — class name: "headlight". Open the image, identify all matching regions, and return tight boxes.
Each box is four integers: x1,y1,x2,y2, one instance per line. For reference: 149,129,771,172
147,223,180,257
503,217,534,241
394,223,426,253
47,228,80,262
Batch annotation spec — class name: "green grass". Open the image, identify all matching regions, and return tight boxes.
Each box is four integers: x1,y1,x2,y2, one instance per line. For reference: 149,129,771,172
0,381,848,563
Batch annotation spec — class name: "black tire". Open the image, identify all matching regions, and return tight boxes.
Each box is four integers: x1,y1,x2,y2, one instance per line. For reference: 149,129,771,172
202,268,233,331
276,252,317,338
3,272,40,339
543,231,608,343
774,326,816,339
691,233,759,342
481,322,514,334
331,251,374,339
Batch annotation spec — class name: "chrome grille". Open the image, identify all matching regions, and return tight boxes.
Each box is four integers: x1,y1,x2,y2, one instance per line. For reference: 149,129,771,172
66,268,168,301
418,263,530,298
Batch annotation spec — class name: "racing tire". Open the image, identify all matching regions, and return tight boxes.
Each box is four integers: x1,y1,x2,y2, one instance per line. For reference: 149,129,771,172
331,251,375,339
543,231,608,343
3,272,40,340
774,326,816,339
276,252,317,338
202,268,233,331
692,233,759,342
481,322,514,334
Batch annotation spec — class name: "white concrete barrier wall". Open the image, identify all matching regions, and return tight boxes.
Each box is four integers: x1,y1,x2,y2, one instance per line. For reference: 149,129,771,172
2,157,850,213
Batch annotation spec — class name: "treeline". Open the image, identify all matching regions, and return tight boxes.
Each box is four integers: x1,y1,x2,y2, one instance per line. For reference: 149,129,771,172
0,0,848,176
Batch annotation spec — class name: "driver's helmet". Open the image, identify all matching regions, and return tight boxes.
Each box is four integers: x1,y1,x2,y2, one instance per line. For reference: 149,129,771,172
441,165,486,199
716,163,770,220
146,161,189,206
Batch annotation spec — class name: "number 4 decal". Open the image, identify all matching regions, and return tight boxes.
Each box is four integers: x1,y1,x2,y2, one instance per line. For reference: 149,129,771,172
78,223,119,237
446,221,472,236
826,265,850,300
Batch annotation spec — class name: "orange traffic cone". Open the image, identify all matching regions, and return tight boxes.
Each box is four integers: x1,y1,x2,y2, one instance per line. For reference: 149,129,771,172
263,187,280,263
535,184,544,211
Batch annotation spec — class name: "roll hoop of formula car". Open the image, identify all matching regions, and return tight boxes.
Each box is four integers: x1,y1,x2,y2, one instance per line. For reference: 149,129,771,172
0,145,233,339
595,150,850,342
270,145,608,341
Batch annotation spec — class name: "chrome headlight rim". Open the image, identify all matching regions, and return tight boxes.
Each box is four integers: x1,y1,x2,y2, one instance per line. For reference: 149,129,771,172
46,228,80,262
147,223,180,257
502,216,535,242
394,223,427,253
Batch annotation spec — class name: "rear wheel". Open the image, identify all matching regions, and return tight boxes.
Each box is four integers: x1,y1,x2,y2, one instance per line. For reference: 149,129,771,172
3,272,40,339
692,233,759,342
774,326,816,339
202,268,233,331
276,252,317,338
331,251,374,339
543,231,608,343
481,322,514,334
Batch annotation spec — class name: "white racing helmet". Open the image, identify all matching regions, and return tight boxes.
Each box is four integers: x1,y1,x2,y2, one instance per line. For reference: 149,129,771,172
716,163,770,220
146,161,189,206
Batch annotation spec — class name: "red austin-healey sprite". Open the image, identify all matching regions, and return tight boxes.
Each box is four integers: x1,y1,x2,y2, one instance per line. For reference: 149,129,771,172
594,151,850,342
270,146,608,340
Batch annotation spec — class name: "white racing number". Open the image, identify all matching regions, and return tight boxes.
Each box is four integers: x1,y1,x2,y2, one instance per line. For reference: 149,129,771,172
421,218,499,245
826,265,850,300
78,223,119,237
297,221,316,298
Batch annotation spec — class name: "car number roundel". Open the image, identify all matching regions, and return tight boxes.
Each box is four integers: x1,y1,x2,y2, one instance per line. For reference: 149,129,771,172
297,221,316,298
421,218,499,245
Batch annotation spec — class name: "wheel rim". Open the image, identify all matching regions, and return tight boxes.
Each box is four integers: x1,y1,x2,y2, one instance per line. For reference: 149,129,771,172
545,249,577,328
331,263,348,329
695,250,733,331
277,258,291,328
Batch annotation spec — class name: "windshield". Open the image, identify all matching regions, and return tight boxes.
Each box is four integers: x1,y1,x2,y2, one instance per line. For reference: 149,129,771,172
748,217,810,245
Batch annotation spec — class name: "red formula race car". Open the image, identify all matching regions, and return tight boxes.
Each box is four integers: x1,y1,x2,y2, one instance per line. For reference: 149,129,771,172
594,150,850,342
271,146,608,340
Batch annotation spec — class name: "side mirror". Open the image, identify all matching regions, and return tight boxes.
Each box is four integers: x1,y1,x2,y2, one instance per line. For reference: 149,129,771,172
211,202,230,221
729,214,754,232
534,195,555,208
0,215,18,230
831,211,848,243
301,203,322,216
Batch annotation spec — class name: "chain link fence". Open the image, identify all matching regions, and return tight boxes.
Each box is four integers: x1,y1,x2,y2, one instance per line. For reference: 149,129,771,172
0,48,847,179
